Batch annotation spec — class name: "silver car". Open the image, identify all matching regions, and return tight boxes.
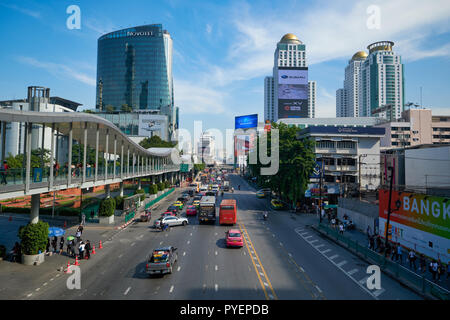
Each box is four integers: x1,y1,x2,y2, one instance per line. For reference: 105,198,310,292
157,215,188,227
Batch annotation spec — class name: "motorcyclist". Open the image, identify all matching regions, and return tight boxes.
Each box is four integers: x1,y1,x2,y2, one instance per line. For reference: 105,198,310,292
263,211,268,221
238,185,241,190
221,190,224,197
231,187,234,193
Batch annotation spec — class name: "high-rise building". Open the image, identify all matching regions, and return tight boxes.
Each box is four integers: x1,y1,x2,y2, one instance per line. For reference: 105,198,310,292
336,51,367,117
360,41,404,120
264,33,316,122
95,24,177,141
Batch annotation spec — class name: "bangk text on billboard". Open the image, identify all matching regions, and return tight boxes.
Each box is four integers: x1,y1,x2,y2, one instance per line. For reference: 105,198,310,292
379,189,450,259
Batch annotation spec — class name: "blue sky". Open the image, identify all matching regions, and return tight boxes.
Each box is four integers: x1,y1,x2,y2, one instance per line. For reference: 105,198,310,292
1,0,450,137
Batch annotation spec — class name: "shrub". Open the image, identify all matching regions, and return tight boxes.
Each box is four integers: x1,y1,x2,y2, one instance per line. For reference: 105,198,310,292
135,189,145,201
99,197,116,217
114,196,124,210
164,181,171,189
148,184,158,195
157,182,165,191
18,221,49,255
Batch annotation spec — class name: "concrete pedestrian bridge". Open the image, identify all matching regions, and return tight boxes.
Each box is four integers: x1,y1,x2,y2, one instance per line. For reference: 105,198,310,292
0,109,185,221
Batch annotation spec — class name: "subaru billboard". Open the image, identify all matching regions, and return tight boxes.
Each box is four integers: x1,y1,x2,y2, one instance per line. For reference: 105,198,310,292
277,67,308,118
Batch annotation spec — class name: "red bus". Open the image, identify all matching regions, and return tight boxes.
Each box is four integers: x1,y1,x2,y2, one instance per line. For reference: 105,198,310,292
219,199,237,225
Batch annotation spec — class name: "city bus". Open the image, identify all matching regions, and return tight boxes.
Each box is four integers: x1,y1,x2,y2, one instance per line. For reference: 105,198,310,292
199,196,216,224
219,199,237,225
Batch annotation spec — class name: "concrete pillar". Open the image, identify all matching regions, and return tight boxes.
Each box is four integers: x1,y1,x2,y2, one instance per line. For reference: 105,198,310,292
105,129,109,181
82,122,87,183
113,134,117,180
30,194,40,224
119,182,124,197
105,184,111,198
49,123,55,188
95,124,99,182
67,123,72,186
138,178,142,190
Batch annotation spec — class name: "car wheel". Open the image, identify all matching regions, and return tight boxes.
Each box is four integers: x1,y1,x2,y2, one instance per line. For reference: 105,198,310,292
182,221,187,226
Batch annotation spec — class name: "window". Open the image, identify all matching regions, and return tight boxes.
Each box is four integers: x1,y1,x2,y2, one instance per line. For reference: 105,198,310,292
337,141,355,149
317,140,335,149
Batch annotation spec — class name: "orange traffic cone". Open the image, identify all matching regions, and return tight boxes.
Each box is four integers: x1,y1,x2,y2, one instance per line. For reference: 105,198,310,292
65,261,71,273
73,256,80,266
92,245,96,255
99,241,103,249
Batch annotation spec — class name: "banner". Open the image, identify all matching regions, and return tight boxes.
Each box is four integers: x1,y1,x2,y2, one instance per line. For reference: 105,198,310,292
277,67,308,118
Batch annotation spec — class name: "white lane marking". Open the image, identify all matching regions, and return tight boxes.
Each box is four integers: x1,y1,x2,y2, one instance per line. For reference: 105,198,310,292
316,285,323,293
43,282,48,286
348,269,359,276
321,249,332,254
309,239,319,244
131,242,135,247
300,232,309,236
255,263,260,268
27,293,32,298
279,242,283,246
159,241,163,245
183,251,186,256
118,254,123,258
215,232,218,236
55,274,60,277
215,251,218,255
177,266,181,272
187,240,190,244
215,265,218,271
138,234,144,239
124,287,131,295
35,288,40,292
315,244,325,249
214,284,219,292
336,260,347,267
329,254,339,260
304,236,313,240
263,282,269,287
50,278,54,281
190,233,193,236
288,253,293,257
169,285,174,293
259,272,264,276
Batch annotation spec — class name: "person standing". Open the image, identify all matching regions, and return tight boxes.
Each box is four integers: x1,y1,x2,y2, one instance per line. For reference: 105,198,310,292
397,244,403,264
46,238,51,254
419,254,426,274
391,243,397,261
431,260,438,281
369,235,375,251
0,160,8,185
408,250,416,271
75,229,82,243
67,239,72,256
85,240,91,260
78,241,85,260
59,237,64,255
339,223,344,235
437,260,443,282
51,236,58,254
366,226,372,238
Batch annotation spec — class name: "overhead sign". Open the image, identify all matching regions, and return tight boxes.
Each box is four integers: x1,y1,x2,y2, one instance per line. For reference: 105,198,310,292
302,126,386,136
277,67,308,119
235,114,258,129
379,190,450,260
310,160,322,179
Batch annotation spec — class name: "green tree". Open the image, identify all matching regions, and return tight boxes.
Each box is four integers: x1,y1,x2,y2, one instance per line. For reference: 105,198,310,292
247,122,315,207
99,197,116,217
121,104,132,112
5,148,51,169
139,135,176,149
105,105,115,113
18,221,49,255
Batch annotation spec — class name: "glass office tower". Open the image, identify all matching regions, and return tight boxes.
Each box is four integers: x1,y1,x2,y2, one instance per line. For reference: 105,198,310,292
96,24,173,113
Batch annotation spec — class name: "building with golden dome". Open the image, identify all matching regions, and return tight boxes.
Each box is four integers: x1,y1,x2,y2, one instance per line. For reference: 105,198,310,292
264,33,316,122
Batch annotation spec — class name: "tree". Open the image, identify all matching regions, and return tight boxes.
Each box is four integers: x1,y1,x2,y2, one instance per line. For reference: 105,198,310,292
5,148,51,169
247,122,315,207
105,105,115,113
139,135,176,149
121,104,132,112
18,221,49,255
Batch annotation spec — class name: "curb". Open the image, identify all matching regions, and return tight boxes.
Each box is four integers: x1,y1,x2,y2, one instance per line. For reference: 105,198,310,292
115,219,136,230
310,225,439,300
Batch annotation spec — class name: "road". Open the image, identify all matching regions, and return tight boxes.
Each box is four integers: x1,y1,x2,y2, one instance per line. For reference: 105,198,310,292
21,174,421,300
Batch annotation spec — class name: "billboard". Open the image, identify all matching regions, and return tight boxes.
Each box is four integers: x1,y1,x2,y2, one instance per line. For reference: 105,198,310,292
379,190,450,259
138,114,168,140
277,67,308,118
235,114,258,129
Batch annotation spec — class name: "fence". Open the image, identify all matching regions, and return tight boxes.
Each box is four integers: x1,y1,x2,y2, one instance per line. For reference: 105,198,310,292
145,188,174,209
317,222,449,300
124,210,135,223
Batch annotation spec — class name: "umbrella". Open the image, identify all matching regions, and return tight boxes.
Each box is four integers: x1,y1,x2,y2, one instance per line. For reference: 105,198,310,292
67,236,75,241
48,227,65,237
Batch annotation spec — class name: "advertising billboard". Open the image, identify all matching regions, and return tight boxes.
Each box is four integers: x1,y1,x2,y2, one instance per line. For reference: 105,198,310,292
138,114,168,140
277,67,308,119
235,114,258,129
379,189,450,259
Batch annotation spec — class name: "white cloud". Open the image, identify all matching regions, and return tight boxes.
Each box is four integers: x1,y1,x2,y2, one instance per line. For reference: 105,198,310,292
0,3,41,19
206,24,213,34
16,56,96,86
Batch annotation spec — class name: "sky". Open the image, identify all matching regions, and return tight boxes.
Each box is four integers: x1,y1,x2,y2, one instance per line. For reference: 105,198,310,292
1,0,450,140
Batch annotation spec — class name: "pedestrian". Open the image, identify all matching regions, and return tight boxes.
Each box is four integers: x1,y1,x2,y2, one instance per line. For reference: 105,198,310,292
366,225,372,238
446,262,450,280
397,244,403,264
78,241,85,260
431,260,438,281
419,254,426,274
369,235,375,251
46,238,51,254
375,236,381,252
85,240,91,260
391,243,397,261
339,223,344,235
0,160,8,185
52,236,58,253
385,241,392,258
437,259,443,282
408,250,416,271
81,214,86,226
10,242,20,262
67,239,72,256
59,237,64,255
75,230,82,243
331,217,336,228
78,224,84,235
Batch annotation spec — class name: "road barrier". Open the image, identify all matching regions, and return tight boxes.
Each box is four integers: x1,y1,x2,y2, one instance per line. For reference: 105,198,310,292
145,188,175,209
316,222,449,300
124,211,135,223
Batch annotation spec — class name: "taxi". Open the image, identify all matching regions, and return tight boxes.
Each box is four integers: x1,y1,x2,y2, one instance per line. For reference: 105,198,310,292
173,201,184,210
256,190,265,198
271,199,284,210
193,200,200,208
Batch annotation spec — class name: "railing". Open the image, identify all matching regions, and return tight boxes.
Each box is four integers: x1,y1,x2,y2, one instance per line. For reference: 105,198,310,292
317,222,449,300
145,188,175,209
124,210,136,223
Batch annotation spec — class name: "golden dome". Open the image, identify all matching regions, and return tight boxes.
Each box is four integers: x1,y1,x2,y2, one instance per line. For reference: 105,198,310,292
280,33,302,44
351,51,368,61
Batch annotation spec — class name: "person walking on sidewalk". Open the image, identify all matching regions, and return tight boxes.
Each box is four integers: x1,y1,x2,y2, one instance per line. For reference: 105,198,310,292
391,243,397,261
369,235,375,250
408,250,417,271
85,240,91,260
437,259,443,282
397,244,403,264
59,237,64,255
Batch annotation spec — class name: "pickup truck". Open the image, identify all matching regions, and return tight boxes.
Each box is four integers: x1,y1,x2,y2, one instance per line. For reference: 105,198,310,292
146,246,178,276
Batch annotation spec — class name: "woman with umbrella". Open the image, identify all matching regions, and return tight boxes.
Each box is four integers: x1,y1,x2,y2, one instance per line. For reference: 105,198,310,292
59,237,65,255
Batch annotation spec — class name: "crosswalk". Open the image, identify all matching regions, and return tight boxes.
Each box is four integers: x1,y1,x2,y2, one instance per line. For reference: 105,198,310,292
294,227,386,299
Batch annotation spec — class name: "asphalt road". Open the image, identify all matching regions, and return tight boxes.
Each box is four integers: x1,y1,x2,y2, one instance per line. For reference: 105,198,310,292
23,174,421,300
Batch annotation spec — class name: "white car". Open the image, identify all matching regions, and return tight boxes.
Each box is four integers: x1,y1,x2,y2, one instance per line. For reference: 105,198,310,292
155,216,188,228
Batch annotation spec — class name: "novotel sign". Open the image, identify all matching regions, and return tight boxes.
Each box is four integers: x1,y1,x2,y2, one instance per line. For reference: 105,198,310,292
127,31,154,37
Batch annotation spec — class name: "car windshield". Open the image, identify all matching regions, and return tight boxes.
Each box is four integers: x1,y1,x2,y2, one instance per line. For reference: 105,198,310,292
228,233,241,238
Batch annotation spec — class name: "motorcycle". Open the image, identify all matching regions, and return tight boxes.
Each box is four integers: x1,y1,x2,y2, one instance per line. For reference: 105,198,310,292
263,212,268,221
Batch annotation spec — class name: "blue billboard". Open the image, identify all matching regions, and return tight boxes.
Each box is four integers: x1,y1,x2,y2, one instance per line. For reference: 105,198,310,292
235,114,258,129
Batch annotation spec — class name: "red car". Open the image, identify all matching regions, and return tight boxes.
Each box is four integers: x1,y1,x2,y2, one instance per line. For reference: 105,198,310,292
161,211,177,218
225,229,243,248
186,205,197,216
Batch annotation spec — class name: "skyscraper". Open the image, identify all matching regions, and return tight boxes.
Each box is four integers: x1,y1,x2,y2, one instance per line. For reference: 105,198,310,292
336,51,367,117
96,24,173,113
264,33,316,122
360,41,404,120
